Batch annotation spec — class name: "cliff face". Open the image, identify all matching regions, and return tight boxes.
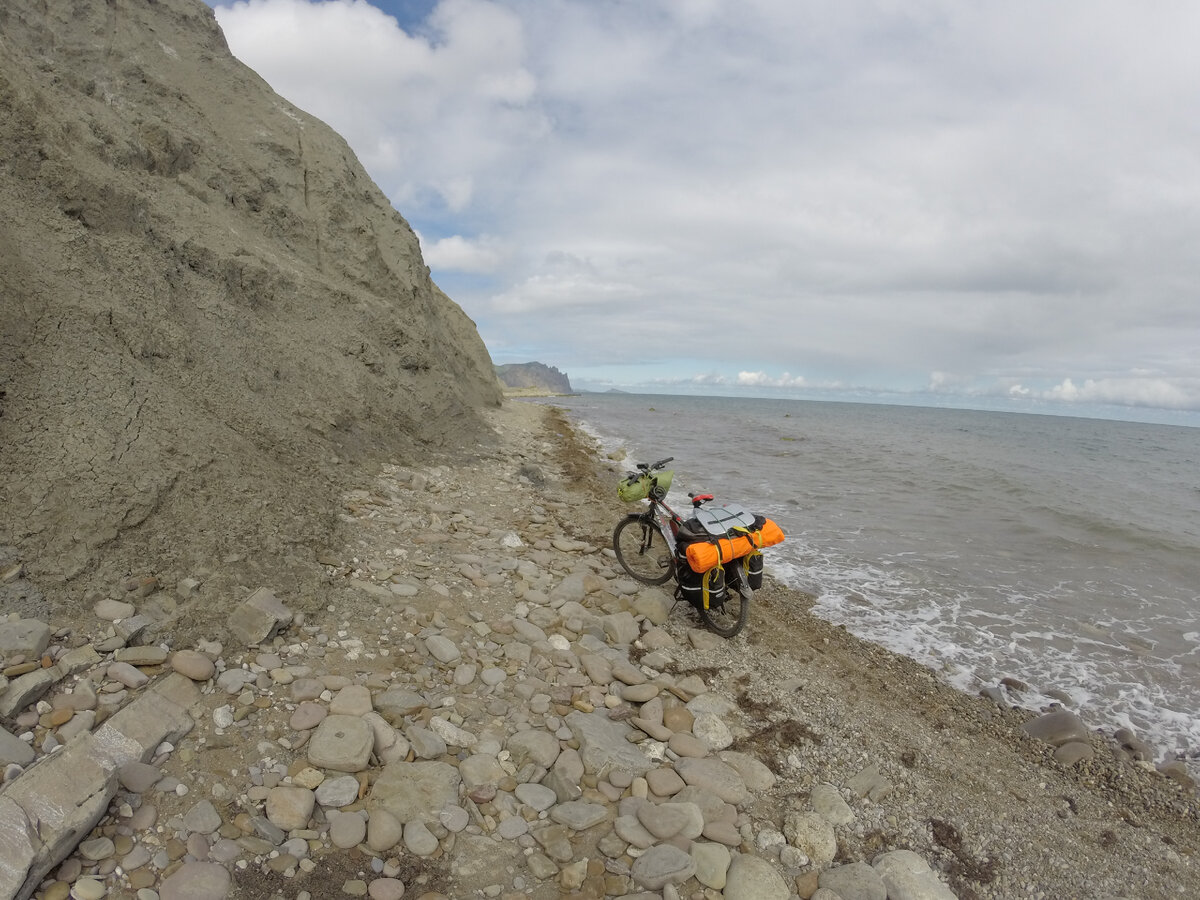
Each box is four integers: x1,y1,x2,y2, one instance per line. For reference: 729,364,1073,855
0,0,501,605
495,363,573,394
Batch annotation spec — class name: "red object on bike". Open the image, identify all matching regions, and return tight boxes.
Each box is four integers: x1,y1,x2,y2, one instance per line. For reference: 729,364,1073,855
691,494,714,506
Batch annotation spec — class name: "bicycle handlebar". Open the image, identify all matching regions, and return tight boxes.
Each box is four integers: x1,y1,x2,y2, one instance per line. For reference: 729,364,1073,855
636,456,674,472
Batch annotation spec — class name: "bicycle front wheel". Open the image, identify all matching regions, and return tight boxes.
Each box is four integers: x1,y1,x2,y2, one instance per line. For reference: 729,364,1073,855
613,514,675,585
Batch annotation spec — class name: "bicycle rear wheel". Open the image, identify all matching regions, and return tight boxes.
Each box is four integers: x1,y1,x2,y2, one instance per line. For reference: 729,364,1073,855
613,514,675,585
698,593,749,637
698,562,750,637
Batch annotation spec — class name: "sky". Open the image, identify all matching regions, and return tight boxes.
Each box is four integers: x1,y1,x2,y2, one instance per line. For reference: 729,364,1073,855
208,0,1200,422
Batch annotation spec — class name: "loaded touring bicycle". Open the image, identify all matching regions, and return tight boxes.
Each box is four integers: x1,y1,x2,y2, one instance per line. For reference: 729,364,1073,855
612,457,784,637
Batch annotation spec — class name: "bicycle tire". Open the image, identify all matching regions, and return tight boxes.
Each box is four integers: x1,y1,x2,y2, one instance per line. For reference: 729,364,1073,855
613,514,675,585
699,591,749,637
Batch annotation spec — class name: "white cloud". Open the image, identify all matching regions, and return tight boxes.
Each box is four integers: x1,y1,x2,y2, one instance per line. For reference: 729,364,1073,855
418,233,506,273
212,0,1200,416
736,371,808,389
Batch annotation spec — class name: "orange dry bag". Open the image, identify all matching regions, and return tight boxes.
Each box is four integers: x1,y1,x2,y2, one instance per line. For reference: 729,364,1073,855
684,518,784,573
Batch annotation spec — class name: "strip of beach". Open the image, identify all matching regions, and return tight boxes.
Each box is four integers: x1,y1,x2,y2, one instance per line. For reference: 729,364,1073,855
1,399,1197,900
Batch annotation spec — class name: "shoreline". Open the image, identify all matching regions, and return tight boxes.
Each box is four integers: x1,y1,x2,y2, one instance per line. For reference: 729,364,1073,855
0,399,1196,899
544,393,1200,787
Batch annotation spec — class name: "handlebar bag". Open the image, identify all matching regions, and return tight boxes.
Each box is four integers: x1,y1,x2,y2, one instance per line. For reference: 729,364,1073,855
617,469,673,502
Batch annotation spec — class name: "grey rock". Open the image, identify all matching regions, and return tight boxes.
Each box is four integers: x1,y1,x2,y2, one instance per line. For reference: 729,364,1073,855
724,854,790,900
692,712,733,751
406,725,448,759
691,841,732,890
308,715,374,773
674,756,749,805
374,686,428,724
0,619,51,658
0,667,57,717
873,849,958,900
784,810,837,867
1054,741,1095,766
614,813,657,849
811,782,855,825
549,800,608,830
228,587,293,647
630,844,696,890
266,785,315,832
506,729,561,769
330,811,368,849
846,764,893,801
530,823,576,862
367,808,404,852
1021,709,1089,748
820,861,887,900
718,751,777,793
369,761,461,824
404,818,440,856
424,634,461,664
114,645,168,666
182,800,223,835
565,709,653,777
0,726,35,767
158,861,232,900
459,753,506,790
602,611,640,645
637,801,704,840
315,774,362,808
515,782,558,811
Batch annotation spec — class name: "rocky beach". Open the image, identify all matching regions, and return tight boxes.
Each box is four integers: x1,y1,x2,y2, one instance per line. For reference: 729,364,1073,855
2,400,1198,900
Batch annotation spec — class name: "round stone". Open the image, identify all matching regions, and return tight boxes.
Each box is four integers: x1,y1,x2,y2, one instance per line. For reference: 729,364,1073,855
170,650,216,682
403,819,439,856
70,877,106,900
367,878,406,900
266,786,316,832
289,701,327,731
79,837,115,861
330,812,368,849
367,809,404,853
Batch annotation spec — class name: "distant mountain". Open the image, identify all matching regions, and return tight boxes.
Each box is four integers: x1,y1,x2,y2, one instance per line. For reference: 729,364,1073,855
495,362,573,394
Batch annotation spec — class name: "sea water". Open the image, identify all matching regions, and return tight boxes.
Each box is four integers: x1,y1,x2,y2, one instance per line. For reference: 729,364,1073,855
546,393,1200,767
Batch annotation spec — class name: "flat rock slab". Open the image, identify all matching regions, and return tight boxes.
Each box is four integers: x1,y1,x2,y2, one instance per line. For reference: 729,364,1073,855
549,800,608,830
631,844,696,890
368,761,461,824
0,619,51,658
565,709,653,777
674,757,749,805
228,587,293,647
308,715,374,773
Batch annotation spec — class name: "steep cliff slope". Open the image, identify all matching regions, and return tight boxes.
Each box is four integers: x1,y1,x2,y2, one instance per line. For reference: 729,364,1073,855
0,0,501,621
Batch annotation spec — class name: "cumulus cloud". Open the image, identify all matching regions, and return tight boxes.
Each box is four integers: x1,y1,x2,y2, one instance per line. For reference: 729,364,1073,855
417,232,506,274
212,0,1200,416
736,371,809,389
